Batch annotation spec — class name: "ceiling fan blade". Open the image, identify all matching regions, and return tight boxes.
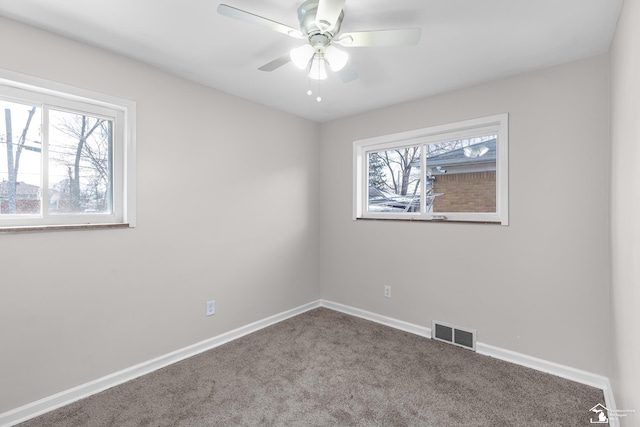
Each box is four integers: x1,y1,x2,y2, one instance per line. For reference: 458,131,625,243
258,54,291,72
315,0,345,33
335,28,421,47
335,63,358,83
217,4,304,39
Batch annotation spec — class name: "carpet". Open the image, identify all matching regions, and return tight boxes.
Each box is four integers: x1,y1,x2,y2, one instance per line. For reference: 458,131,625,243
18,307,605,426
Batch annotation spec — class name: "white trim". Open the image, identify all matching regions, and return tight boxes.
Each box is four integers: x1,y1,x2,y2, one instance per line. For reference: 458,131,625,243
319,300,431,338
1,299,617,427
0,69,134,111
476,342,618,426
322,300,616,424
0,68,137,229
353,113,509,225
602,382,619,427
476,342,612,390
123,101,137,227
0,301,320,427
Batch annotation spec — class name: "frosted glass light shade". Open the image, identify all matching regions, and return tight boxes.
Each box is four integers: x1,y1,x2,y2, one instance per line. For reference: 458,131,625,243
308,57,328,80
290,44,314,69
325,45,348,72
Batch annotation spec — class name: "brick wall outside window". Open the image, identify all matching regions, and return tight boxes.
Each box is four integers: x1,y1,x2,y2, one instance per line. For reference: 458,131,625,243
432,171,496,213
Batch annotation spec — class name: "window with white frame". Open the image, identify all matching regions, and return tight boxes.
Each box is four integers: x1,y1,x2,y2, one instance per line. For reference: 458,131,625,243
353,114,508,224
0,70,136,229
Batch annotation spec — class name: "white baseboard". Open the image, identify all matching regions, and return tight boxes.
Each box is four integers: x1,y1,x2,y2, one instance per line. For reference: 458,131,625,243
476,342,618,427
0,300,321,427
319,300,431,338
602,382,619,427
1,299,617,427
475,342,611,390
320,300,617,426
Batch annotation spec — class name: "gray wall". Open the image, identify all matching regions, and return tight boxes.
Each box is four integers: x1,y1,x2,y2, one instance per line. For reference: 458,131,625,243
320,55,610,376
610,0,640,419
0,17,321,412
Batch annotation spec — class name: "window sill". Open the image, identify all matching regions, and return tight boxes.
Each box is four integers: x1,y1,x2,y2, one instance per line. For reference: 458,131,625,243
0,223,131,233
355,217,502,225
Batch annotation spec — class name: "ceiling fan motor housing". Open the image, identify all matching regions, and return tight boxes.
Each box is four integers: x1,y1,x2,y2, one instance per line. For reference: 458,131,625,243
297,0,344,40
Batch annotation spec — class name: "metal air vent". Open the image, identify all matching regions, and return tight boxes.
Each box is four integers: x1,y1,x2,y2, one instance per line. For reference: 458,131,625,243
432,320,476,351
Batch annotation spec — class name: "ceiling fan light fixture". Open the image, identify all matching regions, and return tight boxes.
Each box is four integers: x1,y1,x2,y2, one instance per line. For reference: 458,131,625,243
325,45,348,72
290,44,314,69
219,0,424,91
308,56,328,80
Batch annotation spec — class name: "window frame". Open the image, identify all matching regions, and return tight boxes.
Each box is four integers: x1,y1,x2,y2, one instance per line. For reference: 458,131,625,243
353,113,508,225
0,69,136,230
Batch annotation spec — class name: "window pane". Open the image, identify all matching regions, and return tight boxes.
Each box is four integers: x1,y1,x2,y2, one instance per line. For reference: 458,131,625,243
368,146,421,213
0,100,42,215
48,110,113,214
427,136,497,213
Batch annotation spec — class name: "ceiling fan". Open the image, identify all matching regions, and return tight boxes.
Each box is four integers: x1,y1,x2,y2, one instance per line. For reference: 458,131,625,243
217,0,421,84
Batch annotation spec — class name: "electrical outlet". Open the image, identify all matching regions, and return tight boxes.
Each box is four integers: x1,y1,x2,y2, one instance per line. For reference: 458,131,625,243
206,300,216,316
384,285,391,298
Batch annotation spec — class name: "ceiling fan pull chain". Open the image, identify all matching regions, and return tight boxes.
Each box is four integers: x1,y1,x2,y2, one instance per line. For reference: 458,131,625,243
315,69,322,102
307,77,313,96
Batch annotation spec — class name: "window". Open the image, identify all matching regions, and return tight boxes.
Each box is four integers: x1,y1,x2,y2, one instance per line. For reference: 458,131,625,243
353,114,508,224
0,70,136,229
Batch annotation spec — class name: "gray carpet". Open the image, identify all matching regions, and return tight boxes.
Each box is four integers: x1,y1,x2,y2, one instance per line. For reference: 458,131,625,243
19,308,605,426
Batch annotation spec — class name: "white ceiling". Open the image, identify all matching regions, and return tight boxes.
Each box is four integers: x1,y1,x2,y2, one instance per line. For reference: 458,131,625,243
0,0,622,123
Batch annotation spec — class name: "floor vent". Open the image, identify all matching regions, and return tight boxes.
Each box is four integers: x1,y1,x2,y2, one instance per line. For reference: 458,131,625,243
432,321,476,351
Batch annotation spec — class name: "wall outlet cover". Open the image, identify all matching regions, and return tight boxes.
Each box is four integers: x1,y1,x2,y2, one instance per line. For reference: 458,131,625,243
206,300,216,316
